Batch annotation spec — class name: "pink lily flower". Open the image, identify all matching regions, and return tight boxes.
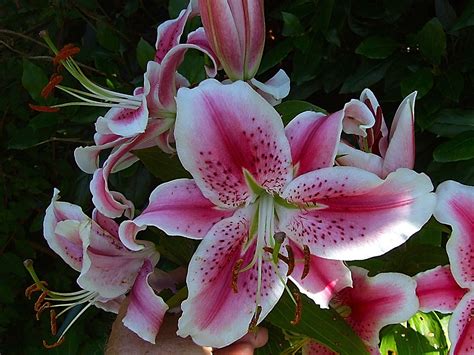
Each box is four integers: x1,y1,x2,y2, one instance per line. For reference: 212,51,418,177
414,180,473,354
199,0,264,81
120,79,435,347
198,0,290,104
337,89,417,178
29,189,168,345
303,267,419,354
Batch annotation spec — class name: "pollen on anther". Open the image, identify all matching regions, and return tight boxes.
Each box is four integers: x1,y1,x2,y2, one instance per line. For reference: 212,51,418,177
302,245,311,279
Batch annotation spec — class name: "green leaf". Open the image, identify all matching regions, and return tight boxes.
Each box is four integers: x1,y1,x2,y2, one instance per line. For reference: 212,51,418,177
178,50,206,84
96,21,120,52
136,37,155,70
267,291,369,354
21,58,48,102
408,312,448,352
401,68,433,98
168,0,188,18
437,69,464,102
380,324,439,354
275,100,327,125
258,39,293,75
281,12,304,37
340,59,392,93
355,36,399,59
428,109,474,137
416,18,446,64
254,322,290,355
433,131,474,162
133,146,190,181
451,0,474,31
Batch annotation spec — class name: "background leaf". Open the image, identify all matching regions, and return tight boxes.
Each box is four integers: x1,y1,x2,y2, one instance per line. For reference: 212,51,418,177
267,290,369,354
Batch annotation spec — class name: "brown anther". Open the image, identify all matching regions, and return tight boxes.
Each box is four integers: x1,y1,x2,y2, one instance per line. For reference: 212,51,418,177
42,337,65,349
262,246,290,264
231,259,244,293
35,301,51,320
50,309,57,336
285,245,295,276
34,291,48,311
41,73,63,98
29,104,60,113
53,44,80,66
290,291,302,325
301,245,311,280
248,305,262,332
273,231,286,244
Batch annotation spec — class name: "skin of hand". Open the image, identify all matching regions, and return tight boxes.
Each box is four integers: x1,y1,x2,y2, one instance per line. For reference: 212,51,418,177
106,300,268,354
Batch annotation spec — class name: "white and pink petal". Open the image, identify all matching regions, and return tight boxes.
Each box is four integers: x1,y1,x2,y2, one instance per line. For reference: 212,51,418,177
123,259,169,344
280,168,435,260
337,267,419,348
177,208,288,348
414,265,468,313
118,179,234,251
175,79,292,208
434,180,474,289
336,142,384,178
43,189,87,271
448,290,474,355
289,241,352,309
285,110,344,177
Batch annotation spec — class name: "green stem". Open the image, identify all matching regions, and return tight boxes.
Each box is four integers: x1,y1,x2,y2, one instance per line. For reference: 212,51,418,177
166,286,188,309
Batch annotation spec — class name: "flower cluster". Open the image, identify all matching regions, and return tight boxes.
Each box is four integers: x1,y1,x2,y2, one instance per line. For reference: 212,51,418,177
25,0,473,353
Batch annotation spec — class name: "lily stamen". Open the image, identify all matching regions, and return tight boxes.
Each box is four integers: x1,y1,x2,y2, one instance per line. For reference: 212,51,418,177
41,73,64,98
248,305,262,332
262,246,290,265
28,104,60,112
53,43,80,66
301,245,311,280
231,259,244,293
290,291,302,325
43,337,65,349
285,245,295,276
38,31,143,112
50,309,58,336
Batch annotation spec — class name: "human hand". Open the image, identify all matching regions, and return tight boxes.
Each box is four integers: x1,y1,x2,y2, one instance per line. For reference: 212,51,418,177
106,300,268,354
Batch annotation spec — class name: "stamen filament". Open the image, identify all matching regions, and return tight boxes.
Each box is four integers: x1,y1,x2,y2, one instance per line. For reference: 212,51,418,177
56,302,94,341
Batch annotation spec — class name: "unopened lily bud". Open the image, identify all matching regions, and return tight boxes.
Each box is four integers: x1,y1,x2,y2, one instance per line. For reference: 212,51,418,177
199,0,265,81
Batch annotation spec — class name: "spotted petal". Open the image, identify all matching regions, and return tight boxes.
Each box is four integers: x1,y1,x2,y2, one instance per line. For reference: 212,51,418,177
119,179,234,251
122,259,169,344
289,241,352,309
414,265,468,313
43,189,87,271
434,180,474,289
177,208,288,348
280,168,435,260
102,94,149,138
337,266,419,348
449,291,474,355
175,79,292,208
286,110,344,177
